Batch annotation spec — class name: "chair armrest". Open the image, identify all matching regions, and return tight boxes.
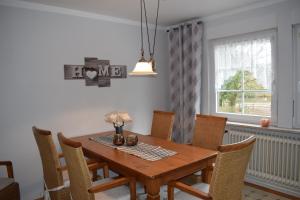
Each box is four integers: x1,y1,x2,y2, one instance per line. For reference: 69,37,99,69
0,161,14,178
86,159,97,165
0,161,12,166
168,181,212,200
87,162,107,171
88,177,130,193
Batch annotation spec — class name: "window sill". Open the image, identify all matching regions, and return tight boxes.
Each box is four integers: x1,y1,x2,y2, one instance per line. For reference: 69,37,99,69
226,121,300,135
212,112,272,125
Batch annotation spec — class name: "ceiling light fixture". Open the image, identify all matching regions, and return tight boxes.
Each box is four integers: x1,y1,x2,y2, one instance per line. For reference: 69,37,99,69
129,0,160,76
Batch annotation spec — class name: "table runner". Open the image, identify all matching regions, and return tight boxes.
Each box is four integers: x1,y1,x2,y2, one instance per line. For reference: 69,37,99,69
89,135,177,161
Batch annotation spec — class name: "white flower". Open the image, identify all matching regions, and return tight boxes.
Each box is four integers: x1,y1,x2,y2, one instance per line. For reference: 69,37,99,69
104,111,132,127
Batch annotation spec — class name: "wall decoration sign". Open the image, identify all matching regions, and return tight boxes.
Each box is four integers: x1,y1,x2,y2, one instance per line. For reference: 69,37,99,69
64,57,127,87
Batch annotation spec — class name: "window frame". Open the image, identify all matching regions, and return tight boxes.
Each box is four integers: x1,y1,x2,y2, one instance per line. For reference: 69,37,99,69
208,29,278,124
293,24,300,128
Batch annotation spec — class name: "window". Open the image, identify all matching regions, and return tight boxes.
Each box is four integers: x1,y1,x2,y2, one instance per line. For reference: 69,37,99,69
211,30,277,122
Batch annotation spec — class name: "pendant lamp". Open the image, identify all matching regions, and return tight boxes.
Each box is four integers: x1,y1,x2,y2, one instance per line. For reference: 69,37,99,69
129,0,160,76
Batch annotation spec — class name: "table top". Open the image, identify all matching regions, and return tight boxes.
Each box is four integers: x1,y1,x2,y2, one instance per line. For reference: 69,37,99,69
72,131,217,179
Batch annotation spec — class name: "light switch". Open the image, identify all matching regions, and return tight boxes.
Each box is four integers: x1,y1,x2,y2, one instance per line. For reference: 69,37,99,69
298,81,300,93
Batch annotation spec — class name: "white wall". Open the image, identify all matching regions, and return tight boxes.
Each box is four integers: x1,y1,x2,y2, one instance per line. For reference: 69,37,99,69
201,0,300,129
0,5,169,199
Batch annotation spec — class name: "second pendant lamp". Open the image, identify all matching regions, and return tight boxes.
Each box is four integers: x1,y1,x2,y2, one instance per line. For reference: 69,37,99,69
129,0,160,76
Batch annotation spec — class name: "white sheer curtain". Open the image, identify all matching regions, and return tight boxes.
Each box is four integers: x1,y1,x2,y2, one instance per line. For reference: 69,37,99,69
212,29,277,123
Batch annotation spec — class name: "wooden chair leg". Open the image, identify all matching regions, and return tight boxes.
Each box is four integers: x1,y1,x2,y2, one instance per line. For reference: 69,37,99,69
92,170,98,181
103,165,109,178
129,178,136,200
168,184,174,200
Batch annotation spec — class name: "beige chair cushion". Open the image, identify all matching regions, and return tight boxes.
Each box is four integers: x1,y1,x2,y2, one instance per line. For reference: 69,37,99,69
93,178,129,200
137,184,179,200
93,178,143,200
62,170,69,183
0,178,14,190
94,185,131,200
173,182,209,200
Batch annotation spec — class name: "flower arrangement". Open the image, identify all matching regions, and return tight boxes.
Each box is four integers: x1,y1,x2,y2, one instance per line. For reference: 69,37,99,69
104,111,132,134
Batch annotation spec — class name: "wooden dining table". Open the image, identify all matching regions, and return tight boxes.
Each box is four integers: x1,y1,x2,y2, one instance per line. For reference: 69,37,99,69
72,131,217,200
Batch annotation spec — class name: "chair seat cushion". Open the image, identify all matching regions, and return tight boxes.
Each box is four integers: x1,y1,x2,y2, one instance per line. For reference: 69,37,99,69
194,170,202,176
0,179,20,200
62,170,69,182
136,184,180,200
0,178,14,190
173,182,210,200
94,185,131,200
94,178,143,200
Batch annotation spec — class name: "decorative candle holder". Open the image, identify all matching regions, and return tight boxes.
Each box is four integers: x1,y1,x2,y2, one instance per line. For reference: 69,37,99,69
125,134,138,146
104,111,132,144
113,133,125,146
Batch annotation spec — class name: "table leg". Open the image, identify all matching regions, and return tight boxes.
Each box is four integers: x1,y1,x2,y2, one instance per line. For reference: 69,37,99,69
146,179,160,200
202,165,213,184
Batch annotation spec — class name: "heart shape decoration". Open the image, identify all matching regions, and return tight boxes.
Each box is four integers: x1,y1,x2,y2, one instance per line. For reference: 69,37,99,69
86,70,98,80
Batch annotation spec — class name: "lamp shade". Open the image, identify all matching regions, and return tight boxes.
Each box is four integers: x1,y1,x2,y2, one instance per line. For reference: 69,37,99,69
129,60,157,76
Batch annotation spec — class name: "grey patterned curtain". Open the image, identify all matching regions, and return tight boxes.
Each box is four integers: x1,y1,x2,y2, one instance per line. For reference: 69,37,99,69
168,21,203,143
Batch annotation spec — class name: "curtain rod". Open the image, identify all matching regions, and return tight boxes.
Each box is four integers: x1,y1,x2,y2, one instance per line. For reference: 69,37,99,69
166,21,202,32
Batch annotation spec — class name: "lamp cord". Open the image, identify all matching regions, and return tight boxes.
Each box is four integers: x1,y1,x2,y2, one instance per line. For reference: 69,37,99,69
142,0,160,58
152,0,160,58
142,0,151,57
140,0,144,57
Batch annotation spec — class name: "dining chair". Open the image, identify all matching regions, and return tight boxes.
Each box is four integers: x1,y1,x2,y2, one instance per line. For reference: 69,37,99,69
33,126,109,200
57,132,137,200
150,110,175,141
192,114,227,150
0,161,20,200
168,136,256,200
191,114,227,183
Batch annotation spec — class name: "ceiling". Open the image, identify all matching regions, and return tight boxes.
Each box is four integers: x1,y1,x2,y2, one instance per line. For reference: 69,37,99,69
20,0,274,26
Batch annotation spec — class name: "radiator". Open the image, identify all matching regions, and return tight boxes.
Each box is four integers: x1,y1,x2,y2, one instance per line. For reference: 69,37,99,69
224,125,300,197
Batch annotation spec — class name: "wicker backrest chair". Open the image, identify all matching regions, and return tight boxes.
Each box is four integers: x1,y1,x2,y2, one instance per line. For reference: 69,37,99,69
192,114,228,150
33,126,109,200
57,133,136,200
191,115,227,183
168,136,256,200
150,110,175,141
32,126,70,200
